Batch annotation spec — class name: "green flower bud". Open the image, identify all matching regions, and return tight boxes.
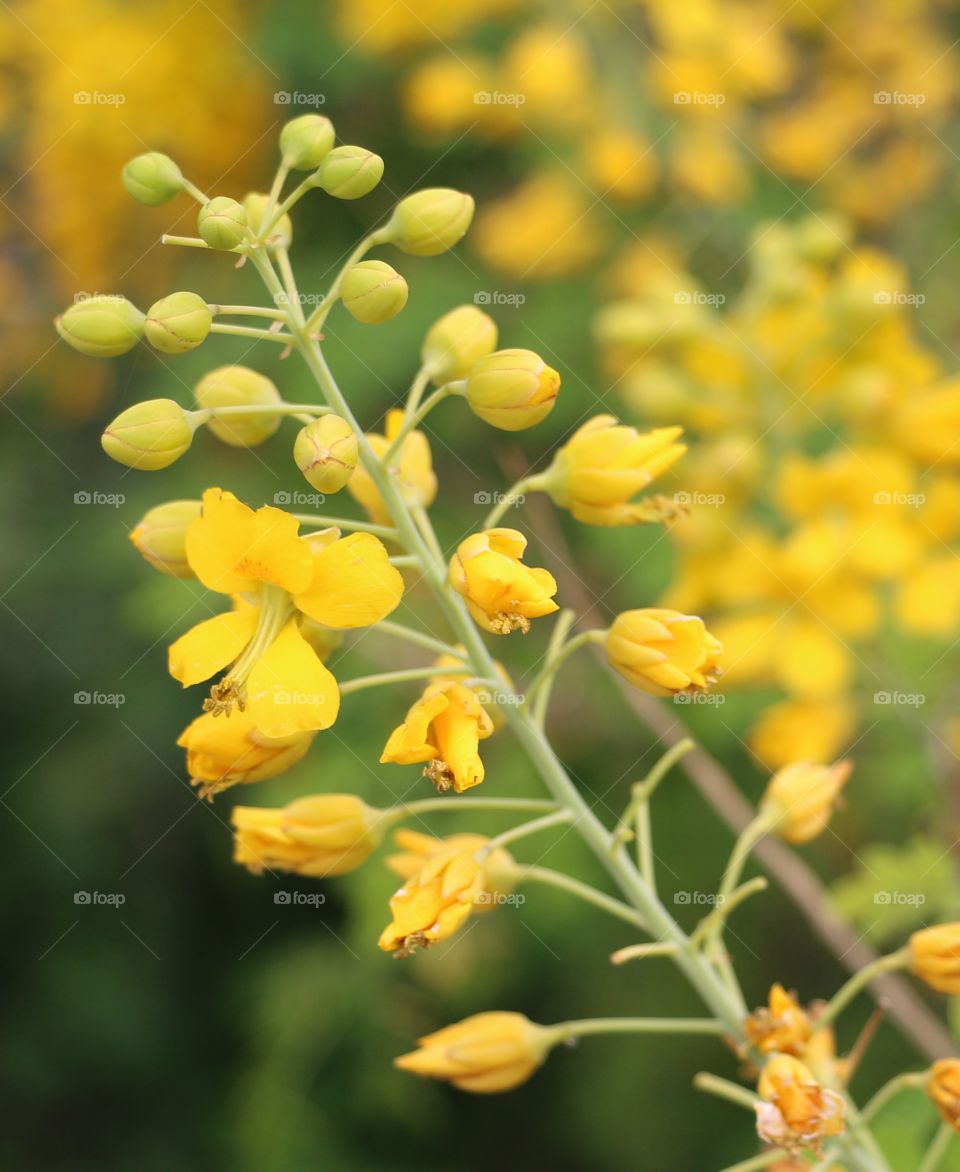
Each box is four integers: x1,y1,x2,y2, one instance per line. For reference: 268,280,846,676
197,197,248,250
101,399,199,471
243,192,293,248
55,295,145,358
279,115,335,170
422,305,498,383
145,292,212,354
311,146,383,199
129,499,202,577
122,152,184,206
383,188,474,256
194,365,282,447
466,349,561,432
341,260,408,324
294,415,358,493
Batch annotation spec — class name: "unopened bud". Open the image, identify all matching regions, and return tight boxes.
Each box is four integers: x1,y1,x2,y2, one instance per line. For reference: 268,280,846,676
197,197,248,250
122,152,184,206
384,188,474,256
279,115,335,170
466,348,560,431
55,295,144,358
129,500,202,577
311,145,383,199
294,414,358,493
194,365,282,447
422,305,498,383
243,192,293,248
145,292,212,354
341,260,408,324
101,399,200,471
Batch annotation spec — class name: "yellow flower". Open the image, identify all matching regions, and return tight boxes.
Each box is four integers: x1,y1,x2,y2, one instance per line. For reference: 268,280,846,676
539,415,686,526
378,830,514,954
347,409,437,525
928,1059,960,1132
760,761,852,845
449,528,559,634
394,1012,554,1093
755,1055,845,1155
909,924,960,994
232,794,385,877
605,608,722,696
168,488,403,738
748,698,856,771
745,984,812,1057
177,707,314,799
380,680,495,792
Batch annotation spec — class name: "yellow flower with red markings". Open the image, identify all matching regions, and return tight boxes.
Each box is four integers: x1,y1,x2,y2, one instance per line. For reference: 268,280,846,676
449,528,559,634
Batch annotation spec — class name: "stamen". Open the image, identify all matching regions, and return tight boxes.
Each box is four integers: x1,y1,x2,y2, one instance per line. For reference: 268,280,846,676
490,611,530,635
205,584,294,716
424,759,455,792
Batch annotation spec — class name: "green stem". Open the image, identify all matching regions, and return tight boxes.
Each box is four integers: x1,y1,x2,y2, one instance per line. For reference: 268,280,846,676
610,940,678,965
481,473,546,529
514,864,648,931
162,234,218,250
394,796,558,818
211,304,288,321
531,608,576,728
693,1071,758,1111
816,949,911,1033
372,619,465,660
264,175,314,238
919,1123,954,1172
206,402,328,418
259,161,291,239
381,381,463,467
292,513,399,539
480,809,574,855
304,229,388,334
339,665,468,696
209,322,293,344
690,878,768,948
553,1017,727,1041
526,629,606,704
861,1072,926,1124
719,1151,787,1172
182,179,211,204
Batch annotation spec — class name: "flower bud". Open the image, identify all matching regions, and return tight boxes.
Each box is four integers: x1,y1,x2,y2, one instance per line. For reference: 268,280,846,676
755,1055,845,1154
760,760,852,845
55,295,145,358
384,188,474,256
605,608,722,696
910,923,960,994
311,145,383,199
395,1012,555,1093
294,414,358,493
243,192,292,247
466,349,560,431
232,793,385,877
145,292,212,354
341,260,408,324
744,984,812,1057
194,365,282,447
279,114,335,170
121,152,183,205
129,500,202,577
101,399,199,470
421,305,498,383
197,197,248,250
928,1059,960,1131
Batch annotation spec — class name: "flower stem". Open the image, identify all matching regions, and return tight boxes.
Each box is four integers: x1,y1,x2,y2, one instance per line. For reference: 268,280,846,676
816,949,911,1033
481,472,549,528
480,809,574,855
291,513,399,539
394,796,558,818
209,322,293,344
210,304,288,320
339,664,468,695
860,1071,926,1124
919,1123,954,1172
693,1071,758,1111
513,863,648,931
554,1016,728,1042
371,620,465,660
381,381,463,467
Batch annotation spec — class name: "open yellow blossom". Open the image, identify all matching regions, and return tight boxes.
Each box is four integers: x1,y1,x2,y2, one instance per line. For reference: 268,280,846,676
909,924,960,995
380,680,495,792
755,1055,845,1155
538,415,686,526
760,760,852,844
378,830,515,954
177,707,315,799
232,794,385,877
605,608,722,696
348,408,437,525
168,488,403,739
394,1012,554,1093
745,984,812,1057
449,528,558,634
928,1059,960,1132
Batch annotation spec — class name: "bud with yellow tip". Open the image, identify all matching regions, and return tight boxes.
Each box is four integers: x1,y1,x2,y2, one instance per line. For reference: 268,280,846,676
243,192,293,248
279,114,335,170
145,292,212,354
755,1055,845,1155
394,1012,555,1093
232,793,385,877
421,305,498,384
294,414,358,493
341,260,408,324
101,399,200,471
383,187,474,256
760,761,852,845
928,1059,960,1131
466,349,560,431
909,923,960,994
197,197,248,250
129,500,202,577
605,608,722,697
194,365,282,447
311,145,383,199
121,152,184,206
55,296,145,358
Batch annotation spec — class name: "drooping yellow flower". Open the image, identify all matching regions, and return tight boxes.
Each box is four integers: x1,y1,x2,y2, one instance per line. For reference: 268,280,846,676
909,924,960,995
745,984,812,1057
168,488,403,739
449,528,558,634
380,681,495,792
378,830,514,954
538,415,686,526
605,608,722,696
232,794,385,877
755,1055,845,1155
928,1059,960,1132
347,408,437,525
760,760,852,845
394,1012,554,1093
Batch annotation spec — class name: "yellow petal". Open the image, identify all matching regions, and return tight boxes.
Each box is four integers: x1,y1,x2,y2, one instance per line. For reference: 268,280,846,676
295,533,404,628
246,620,340,737
168,605,258,687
